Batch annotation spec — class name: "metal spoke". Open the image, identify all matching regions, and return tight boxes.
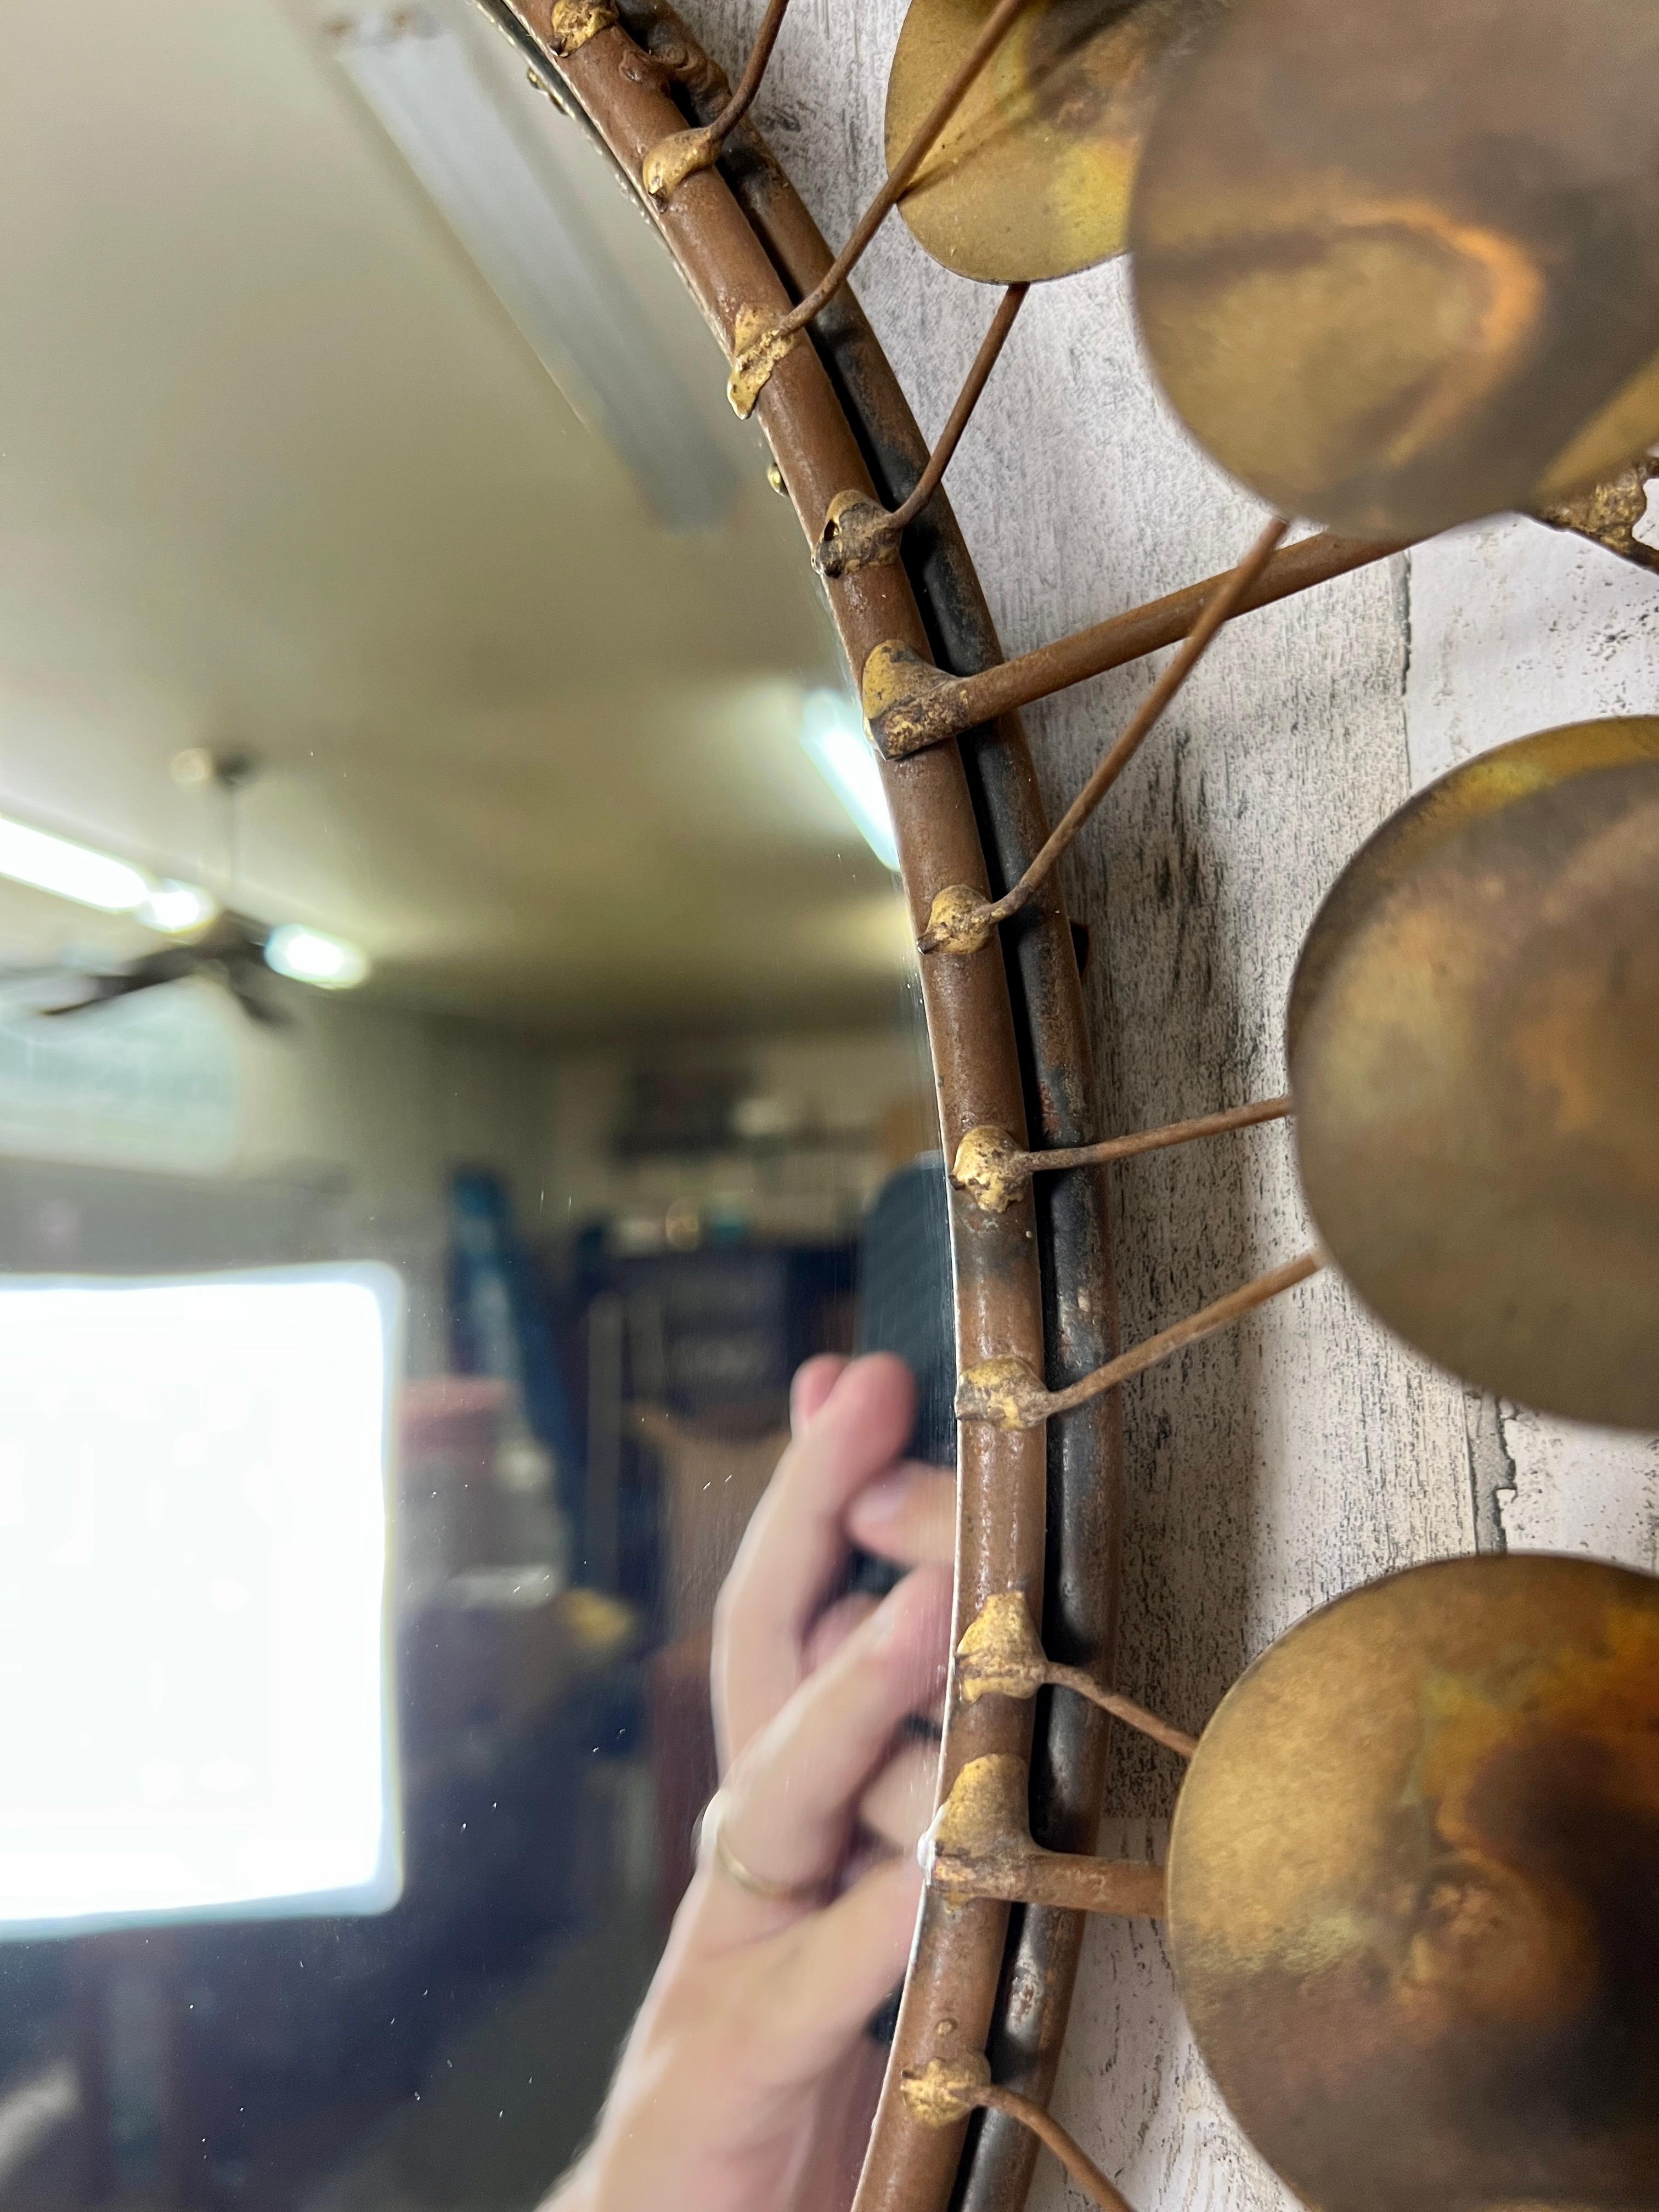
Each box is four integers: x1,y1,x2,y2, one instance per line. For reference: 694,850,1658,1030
642,0,794,199
902,2058,1141,2212
867,529,1409,758
956,1593,1199,1756
921,516,1289,955
958,1250,1323,1429
951,1094,1293,1211
727,0,1032,407
819,284,1029,576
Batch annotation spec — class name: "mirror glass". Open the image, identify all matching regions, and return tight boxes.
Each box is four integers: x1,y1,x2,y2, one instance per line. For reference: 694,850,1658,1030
0,4,945,2203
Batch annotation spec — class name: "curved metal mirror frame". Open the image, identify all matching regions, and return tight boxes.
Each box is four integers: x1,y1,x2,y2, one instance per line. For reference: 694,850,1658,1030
468,4,1124,2208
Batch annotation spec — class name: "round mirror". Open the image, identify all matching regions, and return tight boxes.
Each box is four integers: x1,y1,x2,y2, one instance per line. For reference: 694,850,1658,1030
0,5,945,2204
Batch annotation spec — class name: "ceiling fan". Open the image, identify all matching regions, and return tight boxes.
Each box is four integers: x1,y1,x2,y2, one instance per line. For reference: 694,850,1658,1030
0,748,368,1026
3,911,292,1026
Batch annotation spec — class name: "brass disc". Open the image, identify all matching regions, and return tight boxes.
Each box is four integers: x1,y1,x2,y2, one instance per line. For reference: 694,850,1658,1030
1289,718,1659,1430
1167,1553,1659,2212
885,0,1225,285
1128,0,1659,538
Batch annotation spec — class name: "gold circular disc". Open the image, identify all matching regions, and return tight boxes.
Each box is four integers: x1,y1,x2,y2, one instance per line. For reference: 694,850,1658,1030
1168,1554,1659,2212
1288,718,1659,1429
885,0,1225,285
1128,0,1659,537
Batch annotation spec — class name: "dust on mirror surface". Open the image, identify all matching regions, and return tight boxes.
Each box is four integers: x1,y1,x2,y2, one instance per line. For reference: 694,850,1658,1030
0,2,949,2203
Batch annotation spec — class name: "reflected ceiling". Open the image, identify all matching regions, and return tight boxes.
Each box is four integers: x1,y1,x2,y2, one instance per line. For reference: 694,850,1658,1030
0,0,909,1033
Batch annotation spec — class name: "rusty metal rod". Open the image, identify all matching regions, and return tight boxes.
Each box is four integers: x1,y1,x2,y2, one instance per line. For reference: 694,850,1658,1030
774,0,1030,337
973,2086,1139,2212
879,528,1412,757
701,0,792,139
1042,1669,1197,1758
951,516,1288,938
1024,1093,1292,1177
821,285,1030,574
1041,1250,1322,1418
960,1251,1323,1426
936,1852,1167,1917
890,285,1028,533
642,0,794,195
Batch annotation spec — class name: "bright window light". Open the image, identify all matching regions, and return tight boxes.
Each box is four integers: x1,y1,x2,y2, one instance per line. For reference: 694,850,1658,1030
264,924,371,990
0,1266,403,1931
134,879,219,935
799,689,900,871
0,816,151,914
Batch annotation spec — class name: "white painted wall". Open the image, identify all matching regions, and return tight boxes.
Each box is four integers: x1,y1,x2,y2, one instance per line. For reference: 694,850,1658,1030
684,5,1659,2198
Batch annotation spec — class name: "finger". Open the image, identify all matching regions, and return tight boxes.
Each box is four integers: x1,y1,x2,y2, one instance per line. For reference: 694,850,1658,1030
804,1591,877,1675
709,1564,951,1912
792,1353,848,1434
768,1854,926,2075
845,1462,956,1569
858,1737,940,1857
714,1354,919,1764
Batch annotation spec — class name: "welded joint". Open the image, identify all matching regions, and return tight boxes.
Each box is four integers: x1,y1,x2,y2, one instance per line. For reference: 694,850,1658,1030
877,680,967,757
1534,456,1659,575
726,305,800,417
955,1590,1051,1702
859,640,960,758
816,490,902,577
545,0,617,55
900,2052,992,2128
922,1753,1168,1915
955,1354,1047,1430
642,122,721,199
955,1594,1202,1754
922,1752,1037,1892
951,1124,1026,1212
918,884,996,957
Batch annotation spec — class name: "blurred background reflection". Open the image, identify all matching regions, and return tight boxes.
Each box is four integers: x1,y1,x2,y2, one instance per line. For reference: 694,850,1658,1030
0,2,946,2203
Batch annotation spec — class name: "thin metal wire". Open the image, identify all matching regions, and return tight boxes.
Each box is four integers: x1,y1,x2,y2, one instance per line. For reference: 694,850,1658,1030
643,0,795,194
1042,1670,1198,1758
822,285,1029,573
1042,1249,1321,1417
703,0,793,143
890,284,1028,532
925,516,1288,947
961,1252,1323,1427
972,2085,1139,2212
1023,1093,1292,1178
774,0,1031,338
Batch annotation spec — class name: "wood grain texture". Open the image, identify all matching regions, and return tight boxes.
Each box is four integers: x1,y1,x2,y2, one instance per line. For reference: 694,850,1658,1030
678,4,1658,2201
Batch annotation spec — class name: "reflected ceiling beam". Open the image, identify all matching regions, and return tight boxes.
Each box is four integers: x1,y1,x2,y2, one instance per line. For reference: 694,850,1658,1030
330,5,738,533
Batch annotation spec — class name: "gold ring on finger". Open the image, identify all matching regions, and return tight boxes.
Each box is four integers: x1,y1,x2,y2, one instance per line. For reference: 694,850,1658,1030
702,1790,824,1906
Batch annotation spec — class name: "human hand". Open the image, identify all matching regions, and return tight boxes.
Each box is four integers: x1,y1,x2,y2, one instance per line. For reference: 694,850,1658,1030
549,1353,956,2212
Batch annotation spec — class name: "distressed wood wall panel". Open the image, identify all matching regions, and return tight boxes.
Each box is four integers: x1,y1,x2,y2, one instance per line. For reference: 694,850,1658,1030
683,5,1658,2203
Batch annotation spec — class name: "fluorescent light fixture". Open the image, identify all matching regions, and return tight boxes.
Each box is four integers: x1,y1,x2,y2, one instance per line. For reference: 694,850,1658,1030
332,7,737,532
0,817,151,914
264,923,371,989
799,688,900,871
0,812,218,935
0,1265,403,1930
134,879,219,935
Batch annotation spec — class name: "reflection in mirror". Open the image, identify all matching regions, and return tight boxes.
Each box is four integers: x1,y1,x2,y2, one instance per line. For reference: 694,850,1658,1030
0,3,947,2204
